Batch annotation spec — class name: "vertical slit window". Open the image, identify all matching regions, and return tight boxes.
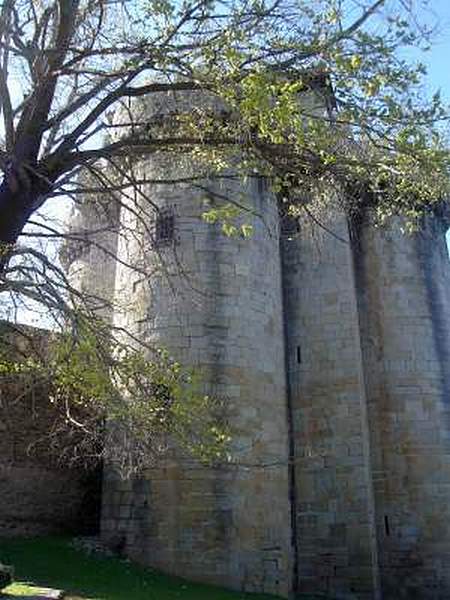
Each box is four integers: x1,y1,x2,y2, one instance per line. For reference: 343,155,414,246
154,208,175,247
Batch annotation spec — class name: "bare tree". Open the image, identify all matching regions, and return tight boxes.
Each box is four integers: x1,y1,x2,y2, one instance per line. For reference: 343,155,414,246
0,0,448,472
0,0,447,258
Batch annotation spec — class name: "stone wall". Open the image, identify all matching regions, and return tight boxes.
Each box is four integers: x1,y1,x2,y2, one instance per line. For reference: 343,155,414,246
0,324,100,537
282,213,380,599
97,191,450,599
60,117,450,599
60,179,120,322
101,157,292,597
280,212,450,600
355,216,450,599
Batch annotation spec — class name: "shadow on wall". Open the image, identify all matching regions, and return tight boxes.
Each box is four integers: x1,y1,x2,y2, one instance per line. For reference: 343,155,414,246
0,322,102,538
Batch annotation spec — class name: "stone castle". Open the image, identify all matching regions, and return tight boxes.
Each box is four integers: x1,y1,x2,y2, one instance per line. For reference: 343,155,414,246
62,90,450,600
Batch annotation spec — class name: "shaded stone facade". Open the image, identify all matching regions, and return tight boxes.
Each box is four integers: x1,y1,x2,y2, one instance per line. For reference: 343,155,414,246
63,93,450,599
0,325,101,537
104,167,292,597
355,217,450,599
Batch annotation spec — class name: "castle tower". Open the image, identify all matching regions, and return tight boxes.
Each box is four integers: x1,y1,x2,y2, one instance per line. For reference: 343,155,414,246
60,178,120,322
282,211,380,599
355,213,450,599
100,92,293,596
61,90,450,599
281,207,450,599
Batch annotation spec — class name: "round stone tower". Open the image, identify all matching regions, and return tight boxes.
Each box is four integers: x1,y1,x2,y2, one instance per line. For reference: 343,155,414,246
61,84,450,599
101,92,293,596
281,205,450,600
355,212,450,600
281,210,380,600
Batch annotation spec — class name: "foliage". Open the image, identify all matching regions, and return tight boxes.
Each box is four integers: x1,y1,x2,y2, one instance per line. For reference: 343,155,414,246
0,0,449,471
0,0,448,244
161,1,449,221
202,202,254,238
0,317,230,477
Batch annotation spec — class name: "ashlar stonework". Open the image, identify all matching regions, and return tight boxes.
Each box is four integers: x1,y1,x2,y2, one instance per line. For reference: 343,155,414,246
62,91,450,600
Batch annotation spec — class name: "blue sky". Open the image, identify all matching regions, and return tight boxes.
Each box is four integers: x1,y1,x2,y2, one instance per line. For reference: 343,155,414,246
418,1,450,101
416,1,450,246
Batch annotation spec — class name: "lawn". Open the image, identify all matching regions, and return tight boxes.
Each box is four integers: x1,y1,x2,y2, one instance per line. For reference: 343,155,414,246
0,537,279,600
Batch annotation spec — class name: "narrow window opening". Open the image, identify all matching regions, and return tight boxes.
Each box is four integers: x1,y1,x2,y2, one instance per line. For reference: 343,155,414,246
154,208,175,247
257,176,266,195
384,515,390,537
296,345,302,364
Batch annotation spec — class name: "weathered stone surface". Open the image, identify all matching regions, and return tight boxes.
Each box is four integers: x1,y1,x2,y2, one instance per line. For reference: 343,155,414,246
103,162,292,598
282,213,380,600
62,95,450,600
355,216,450,600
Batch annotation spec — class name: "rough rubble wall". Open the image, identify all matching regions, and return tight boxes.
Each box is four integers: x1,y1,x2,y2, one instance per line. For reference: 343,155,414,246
355,216,450,599
0,325,100,537
101,160,292,597
281,214,380,599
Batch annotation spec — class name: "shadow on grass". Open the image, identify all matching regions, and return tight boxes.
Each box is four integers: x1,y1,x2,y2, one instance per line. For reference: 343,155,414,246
0,537,280,600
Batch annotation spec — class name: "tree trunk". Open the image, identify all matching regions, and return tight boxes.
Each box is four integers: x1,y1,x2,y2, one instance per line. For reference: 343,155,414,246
0,172,43,275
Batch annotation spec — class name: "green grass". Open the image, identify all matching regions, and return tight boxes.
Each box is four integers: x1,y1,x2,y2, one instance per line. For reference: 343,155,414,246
0,537,279,600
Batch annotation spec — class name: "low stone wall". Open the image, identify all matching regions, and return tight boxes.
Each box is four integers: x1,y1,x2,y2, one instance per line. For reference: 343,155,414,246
0,464,99,537
0,323,100,537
